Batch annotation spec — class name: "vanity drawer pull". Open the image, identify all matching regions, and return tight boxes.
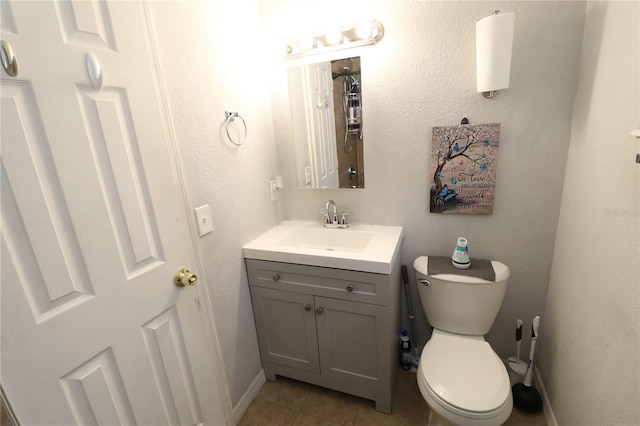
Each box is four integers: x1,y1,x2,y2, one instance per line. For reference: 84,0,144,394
272,274,280,281
304,304,311,312
316,307,324,315
346,284,354,292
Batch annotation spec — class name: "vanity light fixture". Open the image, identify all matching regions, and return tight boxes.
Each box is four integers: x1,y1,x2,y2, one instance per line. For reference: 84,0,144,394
284,20,384,59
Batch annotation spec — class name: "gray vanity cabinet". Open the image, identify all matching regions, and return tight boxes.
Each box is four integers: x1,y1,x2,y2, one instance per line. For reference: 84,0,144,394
246,258,401,413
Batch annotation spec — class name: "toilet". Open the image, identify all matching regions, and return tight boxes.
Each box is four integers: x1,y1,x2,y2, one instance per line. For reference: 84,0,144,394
413,256,513,426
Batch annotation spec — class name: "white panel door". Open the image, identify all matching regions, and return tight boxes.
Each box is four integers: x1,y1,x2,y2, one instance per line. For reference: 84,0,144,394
306,62,339,189
0,1,228,425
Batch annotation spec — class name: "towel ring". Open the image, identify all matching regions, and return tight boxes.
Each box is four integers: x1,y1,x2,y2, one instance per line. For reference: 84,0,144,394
224,111,247,146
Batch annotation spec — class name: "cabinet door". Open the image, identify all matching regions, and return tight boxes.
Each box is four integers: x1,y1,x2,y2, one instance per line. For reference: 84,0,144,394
315,297,390,391
250,287,320,374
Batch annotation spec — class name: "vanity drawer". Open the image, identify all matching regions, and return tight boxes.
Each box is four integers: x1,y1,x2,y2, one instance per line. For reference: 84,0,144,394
246,259,390,306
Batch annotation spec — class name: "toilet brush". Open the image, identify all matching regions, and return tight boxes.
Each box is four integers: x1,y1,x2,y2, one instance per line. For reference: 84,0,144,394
507,319,527,376
512,316,543,413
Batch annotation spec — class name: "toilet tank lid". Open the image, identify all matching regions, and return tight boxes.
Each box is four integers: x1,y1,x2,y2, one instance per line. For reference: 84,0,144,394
413,256,510,283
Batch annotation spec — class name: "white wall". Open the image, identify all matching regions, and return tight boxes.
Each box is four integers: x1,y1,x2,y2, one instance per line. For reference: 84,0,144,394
149,1,284,407
147,2,638,419
262,0,586,357
538,2,640,424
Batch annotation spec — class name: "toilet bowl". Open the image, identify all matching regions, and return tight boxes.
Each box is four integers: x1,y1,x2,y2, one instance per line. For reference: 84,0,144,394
413,256,512,426
417,330,512,426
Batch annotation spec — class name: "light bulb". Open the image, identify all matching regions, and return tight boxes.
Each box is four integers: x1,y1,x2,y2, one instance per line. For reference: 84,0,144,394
356,21,373,40
298,35,317,51
325,30,343,45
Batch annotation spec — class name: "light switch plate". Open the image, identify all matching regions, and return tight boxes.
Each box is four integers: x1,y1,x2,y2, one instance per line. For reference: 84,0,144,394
194,205,213,236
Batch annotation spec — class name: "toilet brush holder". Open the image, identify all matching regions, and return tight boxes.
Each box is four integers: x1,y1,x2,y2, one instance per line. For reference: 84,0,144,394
507,319,526,377
512,316,543,413
507,357,527,377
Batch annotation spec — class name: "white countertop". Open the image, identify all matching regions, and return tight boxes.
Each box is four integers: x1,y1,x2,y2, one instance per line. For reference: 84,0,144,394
242,220,403,274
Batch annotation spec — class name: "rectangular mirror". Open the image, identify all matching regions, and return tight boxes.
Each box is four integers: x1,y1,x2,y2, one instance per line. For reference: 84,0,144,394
287,56,365,189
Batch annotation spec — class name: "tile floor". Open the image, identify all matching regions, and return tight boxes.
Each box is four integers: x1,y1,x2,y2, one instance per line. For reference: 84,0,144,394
1,405,11,426
238,369,547,426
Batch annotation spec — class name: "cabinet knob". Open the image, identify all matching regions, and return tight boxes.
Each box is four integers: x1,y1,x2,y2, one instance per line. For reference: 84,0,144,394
304,304,311,311
315,307,324,315
272,273,280,281
346,284,354,292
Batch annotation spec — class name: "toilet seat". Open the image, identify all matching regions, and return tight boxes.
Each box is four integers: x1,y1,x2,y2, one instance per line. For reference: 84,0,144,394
417,329,512,423
421,329,510,412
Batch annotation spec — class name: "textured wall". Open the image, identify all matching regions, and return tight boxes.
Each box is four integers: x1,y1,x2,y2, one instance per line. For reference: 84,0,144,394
147,2,638,418
539,2,640,424
149,1,284,407
262,1,586,357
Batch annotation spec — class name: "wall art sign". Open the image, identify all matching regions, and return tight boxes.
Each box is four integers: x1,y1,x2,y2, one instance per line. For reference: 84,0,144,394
430,123,500,214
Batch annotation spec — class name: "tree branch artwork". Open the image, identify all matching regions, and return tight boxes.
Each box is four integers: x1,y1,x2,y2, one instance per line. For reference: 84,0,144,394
430,123,500,214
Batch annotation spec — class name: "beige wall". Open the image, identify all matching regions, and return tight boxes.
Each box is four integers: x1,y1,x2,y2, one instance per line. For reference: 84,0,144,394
539,2,640,424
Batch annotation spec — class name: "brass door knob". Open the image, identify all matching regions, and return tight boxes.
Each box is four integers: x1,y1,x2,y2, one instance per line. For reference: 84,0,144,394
174,268,197,287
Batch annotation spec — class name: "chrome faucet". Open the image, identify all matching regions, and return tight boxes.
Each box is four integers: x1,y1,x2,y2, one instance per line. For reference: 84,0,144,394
325,200,338,225
321,200,353,229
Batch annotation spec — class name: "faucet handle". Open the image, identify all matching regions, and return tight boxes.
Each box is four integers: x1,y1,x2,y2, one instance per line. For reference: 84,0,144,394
317,210,331,224
339,212,354,225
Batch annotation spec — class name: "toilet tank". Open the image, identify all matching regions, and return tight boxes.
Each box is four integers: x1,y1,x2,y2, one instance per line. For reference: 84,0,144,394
413,256,510,336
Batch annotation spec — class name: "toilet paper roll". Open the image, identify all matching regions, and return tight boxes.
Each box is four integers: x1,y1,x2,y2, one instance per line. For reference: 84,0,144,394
476,12,515,93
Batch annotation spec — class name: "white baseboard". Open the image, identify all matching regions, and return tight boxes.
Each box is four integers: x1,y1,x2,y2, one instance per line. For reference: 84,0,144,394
233,369,266,425
533,367,558,426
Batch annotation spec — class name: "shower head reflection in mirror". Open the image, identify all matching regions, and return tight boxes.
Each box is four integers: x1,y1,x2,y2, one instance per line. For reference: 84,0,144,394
287,56,364,189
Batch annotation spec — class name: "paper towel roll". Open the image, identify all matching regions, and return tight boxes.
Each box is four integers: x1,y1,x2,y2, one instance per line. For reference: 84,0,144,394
476,12,515,93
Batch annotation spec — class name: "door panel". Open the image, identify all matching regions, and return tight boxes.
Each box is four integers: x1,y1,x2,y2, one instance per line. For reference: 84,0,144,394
0,1,226,424
141,307,202,425
54,0,117,50
60,348,136,426
1,83,94,321
78,87,165,275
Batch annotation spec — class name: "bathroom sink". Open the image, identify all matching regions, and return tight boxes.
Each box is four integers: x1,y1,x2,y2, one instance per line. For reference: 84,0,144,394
276,227,373,253
243,221,403,274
